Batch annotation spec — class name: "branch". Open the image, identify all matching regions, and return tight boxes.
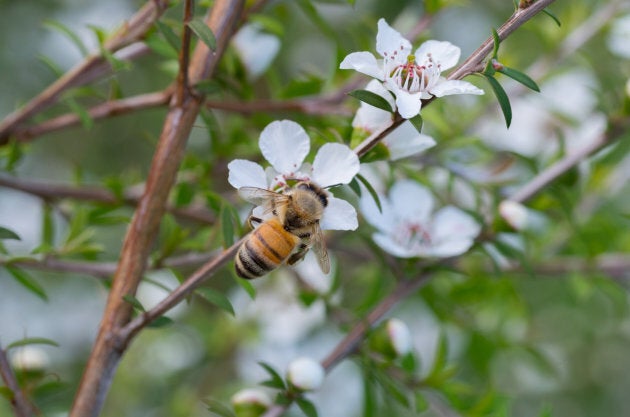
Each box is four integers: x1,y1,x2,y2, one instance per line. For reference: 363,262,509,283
11,89,172,142
351,0,557,160
0,347,36,417
68,1,245,416
507,117,630,204
0,0,170,144
0,174,216,225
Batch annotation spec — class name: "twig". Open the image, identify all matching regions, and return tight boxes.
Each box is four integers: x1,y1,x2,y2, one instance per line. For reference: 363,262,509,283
507,118,629,204
12,89,173,142
0,174,216,225
0,0,170,144
68,2,245,416
0,346,36,417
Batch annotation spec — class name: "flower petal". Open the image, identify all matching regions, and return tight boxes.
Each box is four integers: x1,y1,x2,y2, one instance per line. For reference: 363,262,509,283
311,143,359,187
389,180,434,223
259,120,310,175
227,159,268,189
394,90,423,119
376,18,412,61
321,196,358,231
353,80,395,132
427,206,480,257
415,40,461,71
359,191,395,234
373,232,419,258
384,123,436,160
430,79,484,97
232,24,281,79
339,51,384,80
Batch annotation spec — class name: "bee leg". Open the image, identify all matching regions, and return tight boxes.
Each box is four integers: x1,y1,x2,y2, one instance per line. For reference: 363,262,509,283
247,215,263,229
287,243,309,265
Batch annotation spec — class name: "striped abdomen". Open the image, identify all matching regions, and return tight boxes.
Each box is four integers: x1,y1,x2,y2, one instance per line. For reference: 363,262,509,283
235,218,300,279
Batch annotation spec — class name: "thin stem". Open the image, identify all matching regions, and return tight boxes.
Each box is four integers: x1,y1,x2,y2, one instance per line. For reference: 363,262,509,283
0,347,36,417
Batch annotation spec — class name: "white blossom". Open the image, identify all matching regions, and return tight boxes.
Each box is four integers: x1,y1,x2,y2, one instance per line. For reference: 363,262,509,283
232,24,281,79
227,120,360,231
360,179,480,258
340,18,483,119
386,318,413,357
287,357,325,391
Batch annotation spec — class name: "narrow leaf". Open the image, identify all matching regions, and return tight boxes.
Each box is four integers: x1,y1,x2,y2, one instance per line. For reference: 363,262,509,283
498,66,540,92
65,98,94,130
484,74,512,128
542,8,562,27
7,337,60,350
355,174,382,213
5,266,48,301
296,398,318,417
37,54,64,77
348,90,393,113
122,294,145,312
234,271,257,299
258,362,286,389
408,113,423,134
148,315,174,328
44,20,89,57
491,28,501,59
348,177,362,198
205,398,236,417
0,226,21,240
42,203,54,247
220,203,235,248
187,18,217,51
195,288,235,316
155,20,181,52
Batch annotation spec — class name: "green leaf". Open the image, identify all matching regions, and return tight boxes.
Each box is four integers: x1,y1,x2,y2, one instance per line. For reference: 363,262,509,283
248,14,284,37
7,337,59,350
296,398,318,417
542,8,561,27
220,203,236,248
41,203,54,247
408,113,423,134
355,174,382,213
195,288,235,316
281,75,324,99
0,226,21,240
0,387,14,402
234,271,257,299
484,74,512,128
155,20,181,53
195,80,222,95
498,66,540,92
348,177,362,197
428,331,449,380
5,266,48,301
204,398,236,417
144,31,179,59
187,18,216,51
65,98,94,130
44,20,89,57
258,362,286,389
148,315,174,328
348,90,393,113
37,54,63,77
123,294,146,312
491,28,501,59
3,139,24,172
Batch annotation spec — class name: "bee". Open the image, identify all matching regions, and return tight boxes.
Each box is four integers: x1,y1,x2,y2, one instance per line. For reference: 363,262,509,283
234,181,331,279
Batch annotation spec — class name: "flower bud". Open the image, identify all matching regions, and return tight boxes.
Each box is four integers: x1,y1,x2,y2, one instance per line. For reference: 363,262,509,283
231,388,272,417
491,59,504,71
286,357,325,392
369,318,413,360
499,200,528,231
10,346,49,374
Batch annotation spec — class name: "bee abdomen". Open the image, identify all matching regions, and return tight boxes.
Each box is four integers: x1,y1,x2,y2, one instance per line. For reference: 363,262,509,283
235,220,299,279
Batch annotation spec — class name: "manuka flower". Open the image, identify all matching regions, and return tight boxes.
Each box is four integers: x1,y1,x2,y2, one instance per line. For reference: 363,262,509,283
227,120,360,231
340,18,484,119
360,179,480,258
352,80,436,160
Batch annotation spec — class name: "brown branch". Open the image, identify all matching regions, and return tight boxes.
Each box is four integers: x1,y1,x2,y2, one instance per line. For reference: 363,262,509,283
507,118,629,204
12,89,173,142
0,0,170,144
0,174,216,225
0,347,36,417
118,238,243,342
68,2,245,416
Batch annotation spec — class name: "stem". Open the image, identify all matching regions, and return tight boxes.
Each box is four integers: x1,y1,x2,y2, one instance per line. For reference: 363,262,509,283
0,347,36,417
68,2,245,416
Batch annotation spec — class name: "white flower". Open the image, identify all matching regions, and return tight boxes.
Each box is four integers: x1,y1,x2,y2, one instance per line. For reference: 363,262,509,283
498,200,528,231
287,357,325,391
386,318,413,357
10,346,49,371
607,14,630,59
353,80,436,160
232,24,281,79
340,18,484,119
228,120,360,231
360,179,480,258
231,388,272,417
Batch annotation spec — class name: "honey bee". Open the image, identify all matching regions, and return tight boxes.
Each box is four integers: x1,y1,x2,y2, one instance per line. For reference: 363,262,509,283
235,181,331,279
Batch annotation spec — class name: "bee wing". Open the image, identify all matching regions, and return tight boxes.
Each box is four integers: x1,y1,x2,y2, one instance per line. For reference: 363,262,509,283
311,224,330,274
238,187,289,214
